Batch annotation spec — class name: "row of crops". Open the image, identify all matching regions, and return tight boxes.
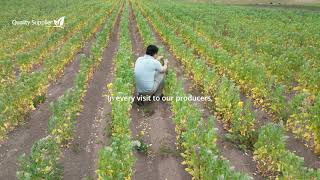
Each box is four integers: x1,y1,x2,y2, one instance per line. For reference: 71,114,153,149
133,0,320,179
15,1,121,179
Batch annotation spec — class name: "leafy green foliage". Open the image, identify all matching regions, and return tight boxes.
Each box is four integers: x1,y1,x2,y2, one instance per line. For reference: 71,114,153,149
17,136,61,180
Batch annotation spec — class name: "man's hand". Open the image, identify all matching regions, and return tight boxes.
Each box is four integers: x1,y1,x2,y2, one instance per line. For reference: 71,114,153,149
164,59,169,73
157,55,164,61
161,59,168,73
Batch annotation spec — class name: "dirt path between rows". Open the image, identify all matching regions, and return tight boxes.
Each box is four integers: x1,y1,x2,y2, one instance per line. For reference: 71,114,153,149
138,6,264,179
59,9,122,180
129,5,191,180
0,10,112,180
285,132,320,168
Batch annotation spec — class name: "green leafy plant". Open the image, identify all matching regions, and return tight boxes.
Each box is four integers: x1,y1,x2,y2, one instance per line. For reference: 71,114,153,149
133,139,148,153
17,136,61,180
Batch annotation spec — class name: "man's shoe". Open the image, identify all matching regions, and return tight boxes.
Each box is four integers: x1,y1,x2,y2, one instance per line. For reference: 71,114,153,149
137,93,144,106
159,94,165,102
137,100,144,106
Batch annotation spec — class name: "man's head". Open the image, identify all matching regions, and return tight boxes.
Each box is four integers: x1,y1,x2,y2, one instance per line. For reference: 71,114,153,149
146,45,159,58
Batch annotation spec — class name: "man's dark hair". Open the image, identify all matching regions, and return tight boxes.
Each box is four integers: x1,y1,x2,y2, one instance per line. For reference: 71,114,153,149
146,45,159,56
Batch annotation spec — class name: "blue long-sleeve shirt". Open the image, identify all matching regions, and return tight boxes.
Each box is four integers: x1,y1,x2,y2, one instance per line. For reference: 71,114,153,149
134,55,162,93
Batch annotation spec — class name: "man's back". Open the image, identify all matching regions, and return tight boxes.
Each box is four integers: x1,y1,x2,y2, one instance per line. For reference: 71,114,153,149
134,55,162,93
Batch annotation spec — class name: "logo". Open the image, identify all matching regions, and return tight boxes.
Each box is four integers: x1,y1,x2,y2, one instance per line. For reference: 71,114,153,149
53,16,65,28
12,16,65,28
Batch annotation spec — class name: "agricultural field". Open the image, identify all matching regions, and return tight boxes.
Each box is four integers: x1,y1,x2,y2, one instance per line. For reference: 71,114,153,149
0,0,319,179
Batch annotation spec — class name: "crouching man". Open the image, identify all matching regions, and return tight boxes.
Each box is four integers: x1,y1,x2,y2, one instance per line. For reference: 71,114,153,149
134,45,168,105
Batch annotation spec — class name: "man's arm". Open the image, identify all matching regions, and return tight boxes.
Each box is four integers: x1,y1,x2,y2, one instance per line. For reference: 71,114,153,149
154,56,168,73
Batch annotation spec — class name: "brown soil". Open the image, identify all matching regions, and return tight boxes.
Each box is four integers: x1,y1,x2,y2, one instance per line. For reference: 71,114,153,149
59,10,122,180
285,132,320,169
129,5,191,180
141,12,263,180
